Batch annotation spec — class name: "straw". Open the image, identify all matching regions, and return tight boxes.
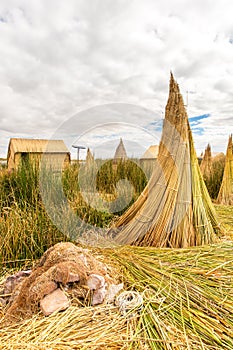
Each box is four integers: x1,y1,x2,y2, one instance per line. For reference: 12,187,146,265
200,144,213,180
217,135,233,205
0,242,232,349
109,74,221,247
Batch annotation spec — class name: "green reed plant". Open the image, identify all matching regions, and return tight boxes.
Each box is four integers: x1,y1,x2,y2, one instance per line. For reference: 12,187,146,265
0,157,148,263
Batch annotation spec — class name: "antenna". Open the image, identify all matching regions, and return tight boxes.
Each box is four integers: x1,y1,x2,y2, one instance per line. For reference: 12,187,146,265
72,145,86,164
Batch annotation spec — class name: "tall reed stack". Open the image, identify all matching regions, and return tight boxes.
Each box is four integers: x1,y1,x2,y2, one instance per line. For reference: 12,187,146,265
200,143,213,179
217,135,233,204
110,74,221,247
85,147,95,166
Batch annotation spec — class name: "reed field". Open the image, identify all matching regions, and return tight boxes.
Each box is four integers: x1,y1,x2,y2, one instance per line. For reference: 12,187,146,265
0,159,150,264
0,161,233,349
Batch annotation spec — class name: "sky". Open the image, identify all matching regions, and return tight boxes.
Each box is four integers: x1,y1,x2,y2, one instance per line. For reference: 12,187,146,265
0,0,233,159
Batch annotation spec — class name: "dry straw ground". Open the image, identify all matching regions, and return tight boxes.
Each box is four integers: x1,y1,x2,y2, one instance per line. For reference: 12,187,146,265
0,239,232,349
0,205,232,350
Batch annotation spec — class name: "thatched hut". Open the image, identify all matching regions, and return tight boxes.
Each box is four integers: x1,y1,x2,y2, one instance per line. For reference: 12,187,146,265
140,145,159,179
110,74,221,248
141,145,159,161
112,138,127,171
113,138,127,162
7,138,70,171
217,135,233,205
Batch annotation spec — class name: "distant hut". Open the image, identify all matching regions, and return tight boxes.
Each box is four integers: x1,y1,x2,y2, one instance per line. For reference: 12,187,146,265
113,138,127,161
140,145,159,178
7,138,70,171
113,138,127,170
200,144,213,179
217,135,233,204
141,145,159,161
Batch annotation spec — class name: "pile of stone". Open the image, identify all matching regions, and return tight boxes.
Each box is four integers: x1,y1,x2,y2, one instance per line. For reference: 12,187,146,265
0,242,123,319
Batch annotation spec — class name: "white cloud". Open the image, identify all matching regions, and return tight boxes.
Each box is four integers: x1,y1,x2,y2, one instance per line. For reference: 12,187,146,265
0,0,233,157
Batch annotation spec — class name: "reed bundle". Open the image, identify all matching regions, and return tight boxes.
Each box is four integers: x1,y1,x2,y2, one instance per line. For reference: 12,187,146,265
217,135,233,205
200,144,213,179
110,74,221,247
85,148,95,167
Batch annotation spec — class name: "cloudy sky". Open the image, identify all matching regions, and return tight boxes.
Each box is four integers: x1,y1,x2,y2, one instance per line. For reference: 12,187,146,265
0,0,233,159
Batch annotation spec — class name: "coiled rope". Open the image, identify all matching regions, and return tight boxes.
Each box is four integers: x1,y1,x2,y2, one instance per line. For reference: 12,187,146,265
115,291,143,315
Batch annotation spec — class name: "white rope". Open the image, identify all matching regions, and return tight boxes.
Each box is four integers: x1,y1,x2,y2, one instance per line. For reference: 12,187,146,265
115,291,143,315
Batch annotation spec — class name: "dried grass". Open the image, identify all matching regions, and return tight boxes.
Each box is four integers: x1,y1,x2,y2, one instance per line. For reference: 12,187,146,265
215,204,233,239
0,304,129,350
0,241,232,350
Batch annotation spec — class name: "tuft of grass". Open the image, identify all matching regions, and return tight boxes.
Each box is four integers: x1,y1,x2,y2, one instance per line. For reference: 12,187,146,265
0,204,67,267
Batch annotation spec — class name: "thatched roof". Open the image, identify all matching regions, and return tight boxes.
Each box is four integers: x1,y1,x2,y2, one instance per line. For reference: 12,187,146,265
217,135,233,204
200,143,213,178
141,145,159,159
7,138,70,171
8,138,69,155
113,138,127,160
110,73,221,248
